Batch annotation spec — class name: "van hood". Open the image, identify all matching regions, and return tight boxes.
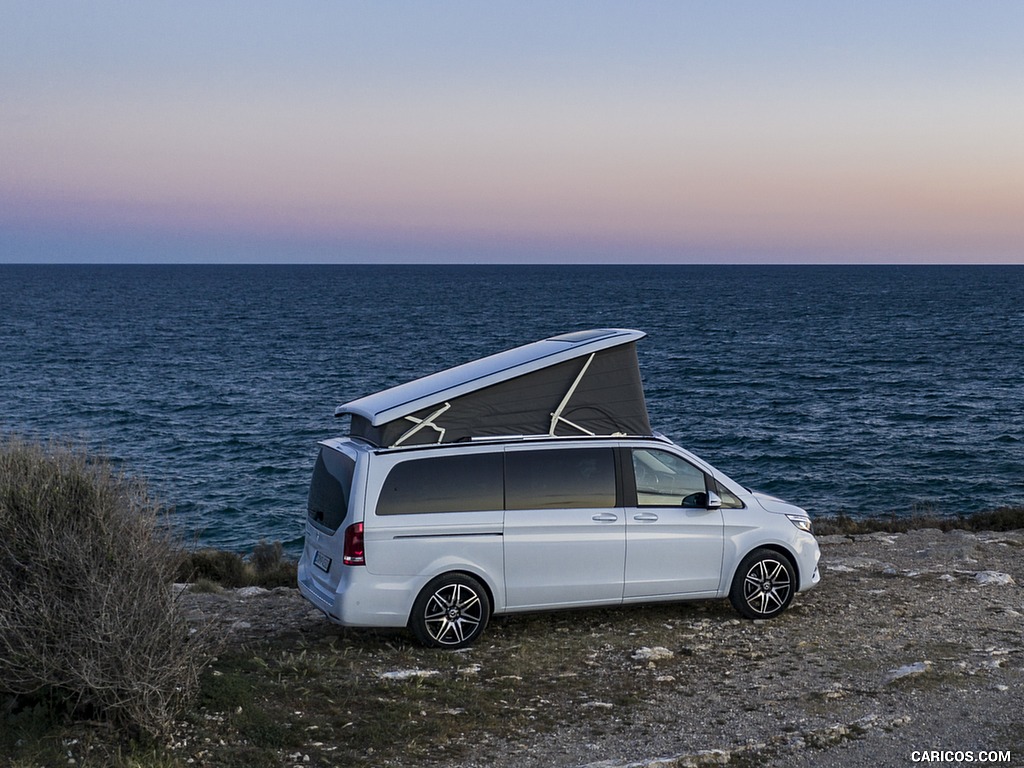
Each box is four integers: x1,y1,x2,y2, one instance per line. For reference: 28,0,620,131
751,491,809,517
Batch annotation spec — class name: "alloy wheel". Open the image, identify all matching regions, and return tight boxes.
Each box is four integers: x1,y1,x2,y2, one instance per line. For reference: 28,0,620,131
420,580,486,647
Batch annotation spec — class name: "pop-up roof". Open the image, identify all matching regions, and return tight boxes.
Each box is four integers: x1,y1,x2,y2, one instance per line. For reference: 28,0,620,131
337,328,652,448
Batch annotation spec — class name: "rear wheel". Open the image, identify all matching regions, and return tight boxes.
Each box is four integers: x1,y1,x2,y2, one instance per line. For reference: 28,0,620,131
410,573,490,649
729,548,795,620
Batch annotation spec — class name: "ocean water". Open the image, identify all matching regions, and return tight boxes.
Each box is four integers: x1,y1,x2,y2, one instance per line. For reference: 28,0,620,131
2,264,1023,554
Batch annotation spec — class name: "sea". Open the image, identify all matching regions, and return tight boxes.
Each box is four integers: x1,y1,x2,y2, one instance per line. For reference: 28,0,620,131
2,264,1023,554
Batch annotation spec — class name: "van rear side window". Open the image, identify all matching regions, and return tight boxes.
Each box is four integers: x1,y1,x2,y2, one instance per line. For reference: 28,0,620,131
506,448,616,510
307,448,355,532
376,452,504,515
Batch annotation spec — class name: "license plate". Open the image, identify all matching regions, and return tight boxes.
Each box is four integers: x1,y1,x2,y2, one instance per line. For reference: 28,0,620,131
313,550,332,573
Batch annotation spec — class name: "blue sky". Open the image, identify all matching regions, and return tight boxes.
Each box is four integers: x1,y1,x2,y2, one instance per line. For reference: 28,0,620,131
2,1,1023,263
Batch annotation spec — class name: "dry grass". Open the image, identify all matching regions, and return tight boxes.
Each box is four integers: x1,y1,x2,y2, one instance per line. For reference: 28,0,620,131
177,601,733,768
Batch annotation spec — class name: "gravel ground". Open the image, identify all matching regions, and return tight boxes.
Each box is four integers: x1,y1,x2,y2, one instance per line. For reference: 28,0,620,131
184,529,1024,767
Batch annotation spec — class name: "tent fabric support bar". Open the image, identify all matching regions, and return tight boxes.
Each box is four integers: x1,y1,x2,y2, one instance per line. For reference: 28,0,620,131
394,402,451,446
548,353,595,436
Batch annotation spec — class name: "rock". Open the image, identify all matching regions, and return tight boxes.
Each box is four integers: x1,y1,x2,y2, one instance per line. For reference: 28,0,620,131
816,535,855,545
236,586,270,597
885,661,932,683
632,646,674,661
860,532,901,544
975,571,1015,586
378,669,439,681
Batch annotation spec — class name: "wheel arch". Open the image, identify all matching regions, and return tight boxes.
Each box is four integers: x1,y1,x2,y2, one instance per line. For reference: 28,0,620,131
729,543,800,587
728,544,800,621
407,567,498,625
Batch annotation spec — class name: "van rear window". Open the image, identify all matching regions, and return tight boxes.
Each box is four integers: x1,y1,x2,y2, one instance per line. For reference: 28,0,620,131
376,452,504,516
307,448,356,532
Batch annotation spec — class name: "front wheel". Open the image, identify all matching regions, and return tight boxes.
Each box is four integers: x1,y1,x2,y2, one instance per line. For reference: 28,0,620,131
729,548,796,620
410,573,491,649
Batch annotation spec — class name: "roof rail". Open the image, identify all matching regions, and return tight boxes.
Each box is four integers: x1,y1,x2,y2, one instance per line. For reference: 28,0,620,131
364,431,659,454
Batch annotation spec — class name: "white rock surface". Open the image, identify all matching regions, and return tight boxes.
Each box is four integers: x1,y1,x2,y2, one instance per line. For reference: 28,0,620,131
632,646,674,661
975,571,1015,586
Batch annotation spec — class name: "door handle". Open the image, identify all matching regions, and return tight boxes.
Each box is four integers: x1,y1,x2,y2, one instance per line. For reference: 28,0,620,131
592,513,619,523
633,512,660,522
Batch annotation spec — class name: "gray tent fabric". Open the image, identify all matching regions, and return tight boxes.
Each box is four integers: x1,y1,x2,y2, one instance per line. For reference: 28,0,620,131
340,330,652,448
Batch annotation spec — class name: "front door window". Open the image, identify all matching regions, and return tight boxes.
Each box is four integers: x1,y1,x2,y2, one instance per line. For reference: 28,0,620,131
632,448,708,507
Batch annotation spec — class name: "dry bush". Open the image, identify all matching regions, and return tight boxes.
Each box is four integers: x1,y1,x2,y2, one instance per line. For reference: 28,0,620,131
177,547,252,587
249,539,297,588
177,539,297,589
0,436,210,740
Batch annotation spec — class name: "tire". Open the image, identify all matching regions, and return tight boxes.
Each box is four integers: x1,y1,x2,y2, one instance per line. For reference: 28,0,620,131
409,573,491,649
729,548,796,620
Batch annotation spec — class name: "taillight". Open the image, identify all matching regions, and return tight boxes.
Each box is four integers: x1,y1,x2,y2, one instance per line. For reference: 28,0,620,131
343,522,365,566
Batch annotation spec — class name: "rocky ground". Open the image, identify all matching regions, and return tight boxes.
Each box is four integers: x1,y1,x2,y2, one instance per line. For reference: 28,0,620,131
182,529,1024,767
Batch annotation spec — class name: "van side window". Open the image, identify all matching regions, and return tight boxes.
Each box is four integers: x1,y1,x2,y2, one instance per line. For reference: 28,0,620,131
308,448,356,532
506,448,616,510
632,449,708,508
710,477,746,509
376,453,504,515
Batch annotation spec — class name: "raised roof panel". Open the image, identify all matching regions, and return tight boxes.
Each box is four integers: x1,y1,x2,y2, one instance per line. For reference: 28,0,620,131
336,329,651,448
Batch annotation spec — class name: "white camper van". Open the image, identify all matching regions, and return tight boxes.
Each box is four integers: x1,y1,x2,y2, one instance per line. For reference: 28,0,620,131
298,330,820,648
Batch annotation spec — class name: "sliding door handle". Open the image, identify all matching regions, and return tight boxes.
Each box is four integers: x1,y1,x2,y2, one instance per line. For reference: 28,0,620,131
633,512,660,522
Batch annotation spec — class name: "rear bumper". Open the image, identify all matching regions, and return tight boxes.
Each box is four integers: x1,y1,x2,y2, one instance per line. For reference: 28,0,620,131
297,566,337,616
297,561,417,628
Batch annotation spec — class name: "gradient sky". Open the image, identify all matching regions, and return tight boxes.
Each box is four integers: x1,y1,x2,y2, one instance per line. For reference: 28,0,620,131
2,1,1023,263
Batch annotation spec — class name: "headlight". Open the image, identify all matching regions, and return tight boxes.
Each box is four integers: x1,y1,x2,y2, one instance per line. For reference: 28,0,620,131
786,514,813,533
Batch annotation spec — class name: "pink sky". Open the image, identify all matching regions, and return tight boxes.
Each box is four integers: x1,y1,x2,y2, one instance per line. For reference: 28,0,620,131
2,2,1023,263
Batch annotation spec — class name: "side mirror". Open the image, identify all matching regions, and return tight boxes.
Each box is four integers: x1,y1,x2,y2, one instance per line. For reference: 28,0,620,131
682,491,723,510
